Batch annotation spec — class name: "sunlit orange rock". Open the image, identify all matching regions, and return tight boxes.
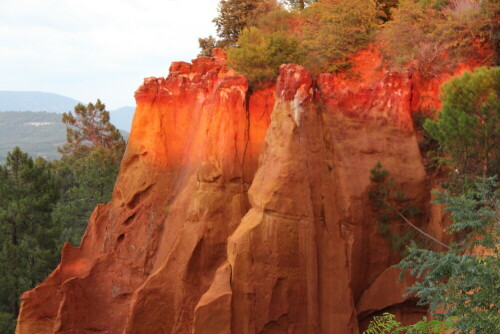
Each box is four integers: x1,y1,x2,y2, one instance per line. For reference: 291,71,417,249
16,48,474,333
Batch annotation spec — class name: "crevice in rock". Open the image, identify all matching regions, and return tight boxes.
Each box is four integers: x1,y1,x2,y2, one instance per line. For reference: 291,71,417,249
126,184,153,210
241,86,252,180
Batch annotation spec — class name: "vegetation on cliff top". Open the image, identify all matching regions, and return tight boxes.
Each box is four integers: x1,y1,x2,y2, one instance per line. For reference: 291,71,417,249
201,0,498,86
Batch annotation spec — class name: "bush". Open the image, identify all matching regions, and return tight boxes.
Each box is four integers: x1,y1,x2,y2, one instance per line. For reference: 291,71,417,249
227,0,379,83
378,0,495,76
300,0,379,74
227,26,303,86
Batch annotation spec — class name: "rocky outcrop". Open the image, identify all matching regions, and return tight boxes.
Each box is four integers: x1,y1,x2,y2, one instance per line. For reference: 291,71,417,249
17,49,469,333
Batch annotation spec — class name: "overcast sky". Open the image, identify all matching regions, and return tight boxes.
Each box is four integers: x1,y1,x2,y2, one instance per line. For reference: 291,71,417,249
0,0,219,109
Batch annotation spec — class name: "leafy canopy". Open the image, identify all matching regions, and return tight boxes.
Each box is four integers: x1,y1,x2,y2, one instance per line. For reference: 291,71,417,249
368,162,431,253
300,0,379,74
397,178,499,333
424,66,500,179
198,0,277,55
378,0,497,76
54,100,125,246
59,99,125,158
364,312,452,333
227,25,303,86
52,147,122,245
227,0,379,85
0,147,60,331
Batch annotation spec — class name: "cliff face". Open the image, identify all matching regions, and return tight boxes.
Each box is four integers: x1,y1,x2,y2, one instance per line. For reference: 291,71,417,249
17,49,466,333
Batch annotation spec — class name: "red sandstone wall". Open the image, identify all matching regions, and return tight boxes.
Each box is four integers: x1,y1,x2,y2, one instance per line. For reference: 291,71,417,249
16,48,471,333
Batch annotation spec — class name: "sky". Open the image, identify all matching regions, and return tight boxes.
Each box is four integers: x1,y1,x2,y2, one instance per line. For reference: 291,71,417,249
0,0,219,109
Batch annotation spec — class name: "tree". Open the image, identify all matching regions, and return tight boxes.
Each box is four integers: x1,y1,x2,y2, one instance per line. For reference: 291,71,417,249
54,100,125,245
214,0,276,45
301,0,379,74
227,0,379,82
398,178,499,333
198,0,276,55
198,35,218,57
53,147,121,244
0,148,60,331
378,0,495,77
424,66,500,179
227,26,303,86
59,99,125,158
368,162,447,253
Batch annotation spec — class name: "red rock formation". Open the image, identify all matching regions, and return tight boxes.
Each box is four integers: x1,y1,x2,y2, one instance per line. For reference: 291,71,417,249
17,48,469,333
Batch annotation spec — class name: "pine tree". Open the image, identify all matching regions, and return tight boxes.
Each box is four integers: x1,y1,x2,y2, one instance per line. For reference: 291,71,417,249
58,99,126,158
0,148,60,331
424,66,500,179
214,0,275,46
53,100,125,246
198,0,276,55
53,147,121,244
398,178,500,333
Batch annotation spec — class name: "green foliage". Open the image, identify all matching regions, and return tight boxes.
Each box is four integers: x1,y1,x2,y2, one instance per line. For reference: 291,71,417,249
364,312,452,333
227,0,379,83
369,162,425,252
0,100,125,328
378,0,495,77
198,35,219,57
398,178,500,333
300,0,379,74
424,66,500,180
52,147,121,245
0,312,16,333
0,147,60,330
53,99,125,245
215,0,276,46
199,0,277,55
227,26,303,86
59,99,126,158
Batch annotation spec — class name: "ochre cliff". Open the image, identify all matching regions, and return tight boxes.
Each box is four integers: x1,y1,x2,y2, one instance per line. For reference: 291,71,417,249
16,48,475,333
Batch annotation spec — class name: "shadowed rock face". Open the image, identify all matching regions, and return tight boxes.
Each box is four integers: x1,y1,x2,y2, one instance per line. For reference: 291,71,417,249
16,48,472,334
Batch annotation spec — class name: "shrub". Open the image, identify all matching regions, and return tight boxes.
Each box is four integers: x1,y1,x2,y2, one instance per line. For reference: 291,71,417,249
301,0,379,74
227,26,303,86
378,0,495,77
227,0,379,82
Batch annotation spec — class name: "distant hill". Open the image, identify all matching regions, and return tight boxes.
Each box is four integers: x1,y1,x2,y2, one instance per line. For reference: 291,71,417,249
0,91,135,132
0,111,129,163
0,111,66,161
0,91,80,113
109,106,135,132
